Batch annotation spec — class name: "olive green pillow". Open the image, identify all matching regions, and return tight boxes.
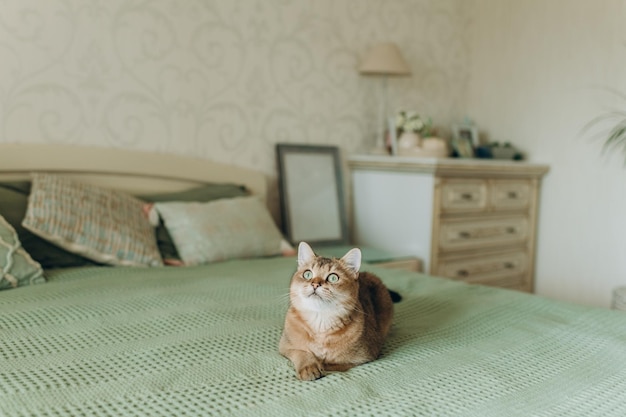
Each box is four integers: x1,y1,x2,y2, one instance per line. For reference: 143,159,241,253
140,183,249,260
0,181,99,269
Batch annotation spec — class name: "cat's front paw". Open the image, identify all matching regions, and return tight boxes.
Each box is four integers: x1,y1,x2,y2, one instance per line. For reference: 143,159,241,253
297,363,324,381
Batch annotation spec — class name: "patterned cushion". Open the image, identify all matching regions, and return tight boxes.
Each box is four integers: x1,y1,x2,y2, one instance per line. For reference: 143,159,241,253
0,181,99,269
0,214,45,290
22,174,162,267
155,196,284,265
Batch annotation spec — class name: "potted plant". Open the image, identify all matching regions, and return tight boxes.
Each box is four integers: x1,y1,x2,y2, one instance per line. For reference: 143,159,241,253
583,90,626,158
394,110,431,150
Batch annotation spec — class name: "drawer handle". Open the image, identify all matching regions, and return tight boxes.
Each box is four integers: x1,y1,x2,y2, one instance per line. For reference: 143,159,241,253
460,193,474,200
457,269,469,277
458,231,471,239
503,262,514,269
506,227,516,234
507,191,518,199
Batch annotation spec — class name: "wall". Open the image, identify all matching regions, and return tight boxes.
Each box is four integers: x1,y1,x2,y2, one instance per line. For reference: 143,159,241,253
466,0,626,307
0,0,468,178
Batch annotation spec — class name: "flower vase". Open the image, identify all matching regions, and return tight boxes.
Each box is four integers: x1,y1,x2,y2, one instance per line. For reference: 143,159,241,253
397,131,421,153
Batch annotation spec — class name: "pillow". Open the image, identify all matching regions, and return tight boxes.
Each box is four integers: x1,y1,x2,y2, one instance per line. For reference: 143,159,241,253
140,183,249,203
0,181,99,269
22,174,163,267
155,196,284,265
139,184,249,261
0,214,46,290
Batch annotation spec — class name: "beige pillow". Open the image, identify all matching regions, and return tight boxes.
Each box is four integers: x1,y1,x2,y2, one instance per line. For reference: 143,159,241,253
22,173,162,267
155,197,284,265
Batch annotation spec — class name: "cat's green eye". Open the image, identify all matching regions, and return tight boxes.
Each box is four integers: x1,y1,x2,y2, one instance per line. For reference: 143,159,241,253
327,273,339,283
303,270,313,280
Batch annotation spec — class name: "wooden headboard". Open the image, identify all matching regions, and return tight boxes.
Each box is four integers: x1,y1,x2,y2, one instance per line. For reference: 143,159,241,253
0,143,267,199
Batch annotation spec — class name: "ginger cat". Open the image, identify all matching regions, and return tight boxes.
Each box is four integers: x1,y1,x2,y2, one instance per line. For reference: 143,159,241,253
279,242,395,381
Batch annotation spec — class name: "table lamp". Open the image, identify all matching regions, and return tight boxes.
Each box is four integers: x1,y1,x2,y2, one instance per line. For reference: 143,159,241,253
359,42,411,152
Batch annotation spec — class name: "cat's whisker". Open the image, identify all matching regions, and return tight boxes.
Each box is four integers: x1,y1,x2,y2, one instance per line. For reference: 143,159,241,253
275,292,291,304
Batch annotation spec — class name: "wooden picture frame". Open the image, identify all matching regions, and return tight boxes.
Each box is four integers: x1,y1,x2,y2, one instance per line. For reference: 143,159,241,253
451,124,479,158
276,143,349,246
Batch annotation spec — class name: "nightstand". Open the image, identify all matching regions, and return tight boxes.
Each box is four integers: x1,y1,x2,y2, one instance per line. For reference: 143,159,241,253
348,155,549,292
317,246,422,273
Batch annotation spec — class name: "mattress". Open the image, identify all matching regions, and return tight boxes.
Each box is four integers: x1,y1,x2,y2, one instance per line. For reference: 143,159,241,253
1,257,625,416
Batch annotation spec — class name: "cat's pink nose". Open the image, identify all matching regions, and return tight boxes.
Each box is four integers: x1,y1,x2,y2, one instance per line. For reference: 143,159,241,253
311,282,321,289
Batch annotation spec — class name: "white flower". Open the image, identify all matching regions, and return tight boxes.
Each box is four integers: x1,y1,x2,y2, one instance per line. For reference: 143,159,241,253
395,110,428,133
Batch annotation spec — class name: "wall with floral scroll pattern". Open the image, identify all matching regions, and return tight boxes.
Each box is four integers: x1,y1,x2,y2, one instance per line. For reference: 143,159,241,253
0,0,469,175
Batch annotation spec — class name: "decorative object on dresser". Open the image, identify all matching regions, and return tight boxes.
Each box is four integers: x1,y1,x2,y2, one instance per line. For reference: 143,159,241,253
451,123,479,158
358,42,411,153
349,155,549,292
395,110,428,151
475,142,524,160
387,110,449,158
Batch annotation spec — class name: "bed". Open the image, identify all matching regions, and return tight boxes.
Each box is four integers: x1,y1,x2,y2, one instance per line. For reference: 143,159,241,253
1,144,625,417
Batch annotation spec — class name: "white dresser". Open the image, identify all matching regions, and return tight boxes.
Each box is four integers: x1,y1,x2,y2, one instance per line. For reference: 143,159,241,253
348,155,549,292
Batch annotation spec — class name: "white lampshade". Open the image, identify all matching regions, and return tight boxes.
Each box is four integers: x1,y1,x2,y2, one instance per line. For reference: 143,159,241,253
359,42,411,76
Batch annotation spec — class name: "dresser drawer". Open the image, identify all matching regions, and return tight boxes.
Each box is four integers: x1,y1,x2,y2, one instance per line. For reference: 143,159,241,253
439,216,529,251
440,180,487,213
490,180,531,210
436,251,528,286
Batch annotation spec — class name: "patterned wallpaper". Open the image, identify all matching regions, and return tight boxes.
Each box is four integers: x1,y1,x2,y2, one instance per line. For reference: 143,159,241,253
0,0,468,176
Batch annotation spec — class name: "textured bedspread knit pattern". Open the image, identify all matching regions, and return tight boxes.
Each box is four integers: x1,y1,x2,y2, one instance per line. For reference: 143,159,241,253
0,257,625,417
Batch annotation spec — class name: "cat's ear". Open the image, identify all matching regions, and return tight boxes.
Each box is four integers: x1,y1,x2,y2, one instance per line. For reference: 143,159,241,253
297,242,316,267
341,248,361,276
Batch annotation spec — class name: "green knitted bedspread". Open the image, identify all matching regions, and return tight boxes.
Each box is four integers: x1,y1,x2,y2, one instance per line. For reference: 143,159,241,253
1,257,625,417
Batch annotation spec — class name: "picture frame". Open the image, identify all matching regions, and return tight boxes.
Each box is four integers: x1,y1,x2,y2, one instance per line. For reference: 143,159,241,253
451,124,479,158
276,143,349,246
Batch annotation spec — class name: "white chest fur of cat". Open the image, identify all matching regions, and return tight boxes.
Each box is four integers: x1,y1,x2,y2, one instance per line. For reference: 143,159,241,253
279,242,395,381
